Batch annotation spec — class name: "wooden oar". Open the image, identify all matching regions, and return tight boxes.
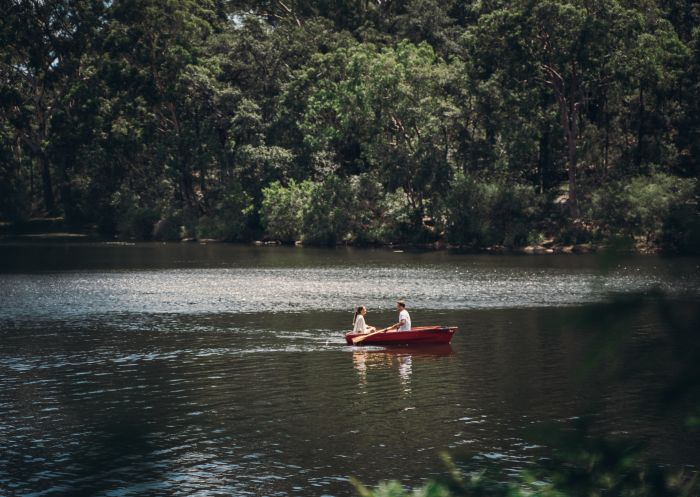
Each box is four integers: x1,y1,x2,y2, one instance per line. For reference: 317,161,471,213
352,324,398,345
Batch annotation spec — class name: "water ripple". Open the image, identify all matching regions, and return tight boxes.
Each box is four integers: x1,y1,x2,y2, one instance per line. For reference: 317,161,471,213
1,263,695,324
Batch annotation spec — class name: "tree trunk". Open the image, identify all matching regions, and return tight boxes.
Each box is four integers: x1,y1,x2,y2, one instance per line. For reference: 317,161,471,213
538,126,551,194
541,64,579,219
567,101,579,219
39,153,55,215
555,91,578,219
58,155,77,224
636,84,645,169
603,91,609,180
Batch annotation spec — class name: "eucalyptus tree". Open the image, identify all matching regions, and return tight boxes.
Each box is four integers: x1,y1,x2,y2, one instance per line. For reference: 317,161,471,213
463,0,687,218
0,0,105,216
223,0,386,31
287,40,461,231
675,26,700,179
96,0,222,217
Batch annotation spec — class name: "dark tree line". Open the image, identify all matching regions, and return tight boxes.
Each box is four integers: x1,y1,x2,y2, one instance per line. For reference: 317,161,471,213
1,0,698,251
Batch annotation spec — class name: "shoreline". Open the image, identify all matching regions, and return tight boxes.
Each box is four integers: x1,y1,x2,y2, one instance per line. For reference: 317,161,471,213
0,218,677,255
0,231,662,256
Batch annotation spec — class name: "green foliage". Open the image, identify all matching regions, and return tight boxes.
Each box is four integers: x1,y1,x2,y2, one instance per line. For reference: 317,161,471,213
590,173,696,245
0,137,30,223
368,189,430,245
196,188,253,241
301,176,355,246
260,179,314,243
261,175,389,246
152,216,182,241
0,0,697,251
446,174,539,247
386,423,699,497
291,40,460,226
115,205,159,241
661,203,700,254
556,223,594,246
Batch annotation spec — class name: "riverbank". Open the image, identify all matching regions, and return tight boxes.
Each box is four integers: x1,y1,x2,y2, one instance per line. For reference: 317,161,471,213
0,217,680,255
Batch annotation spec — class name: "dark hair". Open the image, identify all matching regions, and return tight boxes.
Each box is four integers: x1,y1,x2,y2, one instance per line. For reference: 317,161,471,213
396,300,406,308
353,306,365,325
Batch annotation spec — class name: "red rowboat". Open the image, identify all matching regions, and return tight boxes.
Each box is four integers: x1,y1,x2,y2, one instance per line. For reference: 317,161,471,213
345,326,457,346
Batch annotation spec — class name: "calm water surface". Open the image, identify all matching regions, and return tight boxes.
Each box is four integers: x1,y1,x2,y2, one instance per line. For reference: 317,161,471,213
1,243,698,496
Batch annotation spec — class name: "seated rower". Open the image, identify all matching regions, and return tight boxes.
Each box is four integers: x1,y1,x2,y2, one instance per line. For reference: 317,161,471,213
352,306,376,334
388,300,411,332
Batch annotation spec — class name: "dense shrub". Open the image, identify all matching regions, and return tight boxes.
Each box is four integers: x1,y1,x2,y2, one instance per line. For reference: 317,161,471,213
261,174,408,246
0,174,30,223
262,173,545,248
445,174,539,247
153,216,182,241
261,176,364,246
590,172,696,246
260,179,314,243
368,189,438,245
0,134,31,222
116,204,159,240
301,175,355,245
195,189,253,241
348,174,387,245
660,202,700,254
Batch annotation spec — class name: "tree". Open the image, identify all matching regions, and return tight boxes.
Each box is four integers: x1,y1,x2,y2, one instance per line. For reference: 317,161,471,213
289,40,460,230
463,0,687,218
0,0,105,215
260,179,313,243
97,0,220,214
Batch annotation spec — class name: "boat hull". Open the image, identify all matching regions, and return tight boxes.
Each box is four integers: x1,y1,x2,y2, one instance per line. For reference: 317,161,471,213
345,326,457,346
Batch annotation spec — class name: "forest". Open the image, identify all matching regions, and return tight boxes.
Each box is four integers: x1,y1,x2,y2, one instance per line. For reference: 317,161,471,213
1,0,699,252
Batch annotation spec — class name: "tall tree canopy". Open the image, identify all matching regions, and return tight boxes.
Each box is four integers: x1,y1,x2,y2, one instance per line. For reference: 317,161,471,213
1,0,697,251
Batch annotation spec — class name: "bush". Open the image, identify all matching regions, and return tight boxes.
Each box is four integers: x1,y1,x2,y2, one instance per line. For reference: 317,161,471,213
301,175,426,246
153,216,182,241
353,424,699,497
367,189,437,245
0,175,30,223
261,175,398,246
557,223,594,245
661,202,700,254
260,179,314,243
116,205,159,240
445,174,539,248
0,157,30,223
301,175,358,245
196,188,253,241
590,172,696,246
348,174,387,245
262,174,487,246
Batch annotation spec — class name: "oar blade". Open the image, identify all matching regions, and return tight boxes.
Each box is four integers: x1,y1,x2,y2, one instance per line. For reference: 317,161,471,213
352,333,373,345
351,326,393,345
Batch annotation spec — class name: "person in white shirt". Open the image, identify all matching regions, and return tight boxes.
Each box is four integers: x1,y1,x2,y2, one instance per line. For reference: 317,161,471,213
392,300,412,332
352,306,376,334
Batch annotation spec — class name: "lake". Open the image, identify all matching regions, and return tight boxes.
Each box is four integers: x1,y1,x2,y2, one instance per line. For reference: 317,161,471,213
1,242,698,496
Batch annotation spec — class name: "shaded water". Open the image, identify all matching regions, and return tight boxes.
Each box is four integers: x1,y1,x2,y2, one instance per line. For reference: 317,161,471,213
1,243,698,496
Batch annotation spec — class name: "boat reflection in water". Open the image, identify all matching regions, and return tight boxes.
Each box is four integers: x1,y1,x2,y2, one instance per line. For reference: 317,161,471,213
351,345,454,394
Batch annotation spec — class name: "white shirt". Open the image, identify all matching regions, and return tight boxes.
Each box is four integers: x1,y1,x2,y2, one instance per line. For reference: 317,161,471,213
397,309,411,331
353,314,368,333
